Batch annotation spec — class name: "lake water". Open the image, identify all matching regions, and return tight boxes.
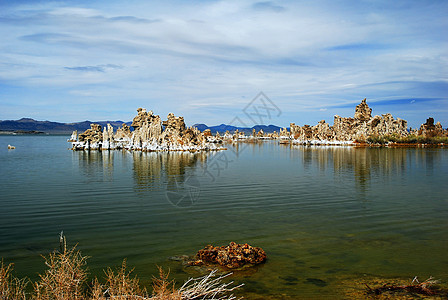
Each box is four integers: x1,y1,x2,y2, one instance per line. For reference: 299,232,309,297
1,135,447,298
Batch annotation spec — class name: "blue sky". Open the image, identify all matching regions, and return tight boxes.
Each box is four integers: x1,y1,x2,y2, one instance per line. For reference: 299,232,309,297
0,0,447,128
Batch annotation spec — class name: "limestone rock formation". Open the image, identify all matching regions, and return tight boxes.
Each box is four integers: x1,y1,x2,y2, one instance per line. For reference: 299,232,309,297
290,98,409,144
70,109,223,151
77,124,102,149
130,108,163,147
279,127,288,138
313,120,333,141
418,118,446,138
102,124,115,150
78,124,102,143
191,242,267,269
162,113,185,137
67,130,77,142
354,98,372,121
114,123,132,141
203,129,212,137
232,129,246,140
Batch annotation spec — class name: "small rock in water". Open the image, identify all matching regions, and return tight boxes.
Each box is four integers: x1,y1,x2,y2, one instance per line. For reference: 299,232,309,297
190,241,267,269
279,275,299,285
305,278,328,287
168,255,189,262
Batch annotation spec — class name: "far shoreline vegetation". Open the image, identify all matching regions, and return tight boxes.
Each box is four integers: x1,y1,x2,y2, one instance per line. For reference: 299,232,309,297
356,134,448,146
0,130,46,135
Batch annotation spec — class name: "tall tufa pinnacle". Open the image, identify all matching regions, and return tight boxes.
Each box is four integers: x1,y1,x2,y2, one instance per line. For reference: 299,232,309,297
354,98,372,122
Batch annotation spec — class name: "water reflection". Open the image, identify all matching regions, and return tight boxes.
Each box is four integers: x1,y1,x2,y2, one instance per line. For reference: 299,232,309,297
74,150,209,206
74,150,207,186
290,146,442,193
132,151,206,192
74,150,114,181
132,151,208,207
74,146,442,202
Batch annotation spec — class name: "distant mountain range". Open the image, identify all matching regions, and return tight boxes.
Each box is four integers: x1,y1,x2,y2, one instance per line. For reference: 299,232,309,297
192,123,285,134
0,118,132,134
0,118,285,134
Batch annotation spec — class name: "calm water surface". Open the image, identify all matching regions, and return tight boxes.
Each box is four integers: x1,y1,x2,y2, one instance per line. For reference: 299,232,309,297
0,135,447,298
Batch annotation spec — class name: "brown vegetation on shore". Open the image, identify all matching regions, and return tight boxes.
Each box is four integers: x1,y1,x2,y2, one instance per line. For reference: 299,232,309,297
0,237,242,300
365,276,444,297
357,134,448,146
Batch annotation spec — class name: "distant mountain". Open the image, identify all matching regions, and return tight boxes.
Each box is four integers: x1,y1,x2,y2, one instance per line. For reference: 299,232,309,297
192,123,285,134
0,118,132,134
190,123,209,131
0,118,286,135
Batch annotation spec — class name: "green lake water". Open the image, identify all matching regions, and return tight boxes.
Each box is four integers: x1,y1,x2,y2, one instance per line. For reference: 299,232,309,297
0,135,447,298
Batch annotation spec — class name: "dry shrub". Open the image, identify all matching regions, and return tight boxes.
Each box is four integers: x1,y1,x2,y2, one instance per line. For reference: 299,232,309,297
0,260,28,300
102,259,148,300
33,244,88,300
88,278,104,300
151,267,181,300
179,270,243,300
1,235,243,300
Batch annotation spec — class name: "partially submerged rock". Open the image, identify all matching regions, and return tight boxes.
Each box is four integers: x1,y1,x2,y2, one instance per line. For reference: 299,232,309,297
290,98,409,144
70,108,224,152
190,242,267,269
67,130,77,142
77,124,103,149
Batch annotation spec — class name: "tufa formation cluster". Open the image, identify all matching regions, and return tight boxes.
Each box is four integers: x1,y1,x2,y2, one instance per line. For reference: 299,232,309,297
69,108,223,151
416,117,446,138
69,99,447,148
290,98,409,144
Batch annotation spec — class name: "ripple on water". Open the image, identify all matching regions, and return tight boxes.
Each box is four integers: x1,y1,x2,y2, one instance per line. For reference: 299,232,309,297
0,138,447,298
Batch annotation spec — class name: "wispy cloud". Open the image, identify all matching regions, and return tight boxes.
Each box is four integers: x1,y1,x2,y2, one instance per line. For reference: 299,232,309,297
326,43,390,51
0,0,446,127
20,33,72,43
252,2,286,13
65,64,123,72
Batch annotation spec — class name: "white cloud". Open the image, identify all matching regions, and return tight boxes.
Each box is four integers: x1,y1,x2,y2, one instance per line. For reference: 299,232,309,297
0,0,447,127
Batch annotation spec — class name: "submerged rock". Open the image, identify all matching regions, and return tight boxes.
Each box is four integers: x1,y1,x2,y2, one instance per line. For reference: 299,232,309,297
191,242,267,269
305,278,328,287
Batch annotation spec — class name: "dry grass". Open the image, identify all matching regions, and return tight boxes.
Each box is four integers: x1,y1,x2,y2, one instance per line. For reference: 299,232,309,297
0,236,243,300
99,259,148,300
151,267,181,300
33,244,88,300
0,260,28,300
178,270,242,300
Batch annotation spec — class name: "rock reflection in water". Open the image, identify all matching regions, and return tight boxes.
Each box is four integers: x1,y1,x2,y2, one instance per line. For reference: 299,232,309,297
290,145,442,193
75,150,115,181
132,151,207,194
75,150,209,191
